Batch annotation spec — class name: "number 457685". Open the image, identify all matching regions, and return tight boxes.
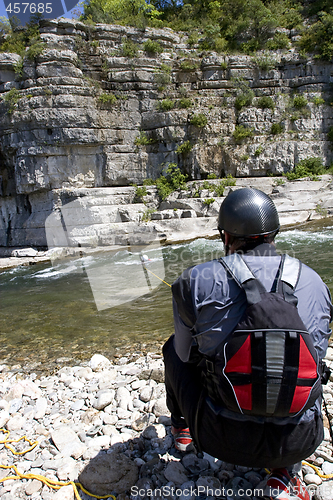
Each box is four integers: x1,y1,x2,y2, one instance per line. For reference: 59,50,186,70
6,3,53,13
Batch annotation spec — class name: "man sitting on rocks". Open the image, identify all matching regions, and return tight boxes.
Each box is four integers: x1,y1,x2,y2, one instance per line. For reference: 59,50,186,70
163,188,333,500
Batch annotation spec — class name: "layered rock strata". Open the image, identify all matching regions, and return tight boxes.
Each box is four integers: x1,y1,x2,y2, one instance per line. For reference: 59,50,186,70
0,19,333,247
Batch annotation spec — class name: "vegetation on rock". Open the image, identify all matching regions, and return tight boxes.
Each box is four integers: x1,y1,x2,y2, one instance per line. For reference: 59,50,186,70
189,113,208,128
0,15,45,58
284,157,329,180
233,125,254,143
155,163,187,200
257,96,275,110
79,0,333,58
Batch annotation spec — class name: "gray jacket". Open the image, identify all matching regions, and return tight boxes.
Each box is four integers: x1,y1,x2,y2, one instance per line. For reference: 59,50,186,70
172,243,333,423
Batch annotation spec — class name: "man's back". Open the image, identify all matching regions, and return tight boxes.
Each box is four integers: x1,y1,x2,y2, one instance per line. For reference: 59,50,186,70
173,243,332,365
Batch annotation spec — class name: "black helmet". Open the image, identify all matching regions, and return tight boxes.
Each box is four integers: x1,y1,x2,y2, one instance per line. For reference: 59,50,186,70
218,187,280,237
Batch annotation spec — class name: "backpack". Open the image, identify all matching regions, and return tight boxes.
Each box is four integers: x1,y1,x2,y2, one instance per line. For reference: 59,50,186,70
203,253,322,418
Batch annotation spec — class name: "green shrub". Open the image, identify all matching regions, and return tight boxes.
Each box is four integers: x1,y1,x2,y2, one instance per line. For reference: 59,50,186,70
160,63,171,73
266,32,290,50
270,122,284,135
135,131,155,146
190,113,208,128
158,99,175,111
254,145,264,156
220,61,228,70
179,59,199,71
298,11,333,61
203,198,215,206
141,208,156,222
233,125,254,143
121,38,138,58
154,69,171,89
188,31,199,46
202,180,214,190
26,39,45,60
133,185,147,202
178,98,193,109
143,178,156,186
214,37,228,53
14,59,23,78
285,157,326,180
0,35,25,56
176,141,193,155
98,93,117,105
274,178,285,186
312,96,325,106
253,53,277,71
143,39,163,55
156,163,187,200
257,96,275,110
3,88,22,114
0,17,43,58
240,154,249,161
235,90,254,110
207,173,217,179
279,6,303,31
293,95,308,109
214,175,236,196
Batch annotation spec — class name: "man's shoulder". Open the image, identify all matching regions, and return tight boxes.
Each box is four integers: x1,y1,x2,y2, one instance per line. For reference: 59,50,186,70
180,259,226,281
298,259,326,286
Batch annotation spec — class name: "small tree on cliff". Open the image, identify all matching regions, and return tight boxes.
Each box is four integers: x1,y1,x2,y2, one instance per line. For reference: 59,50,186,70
82,0,161,26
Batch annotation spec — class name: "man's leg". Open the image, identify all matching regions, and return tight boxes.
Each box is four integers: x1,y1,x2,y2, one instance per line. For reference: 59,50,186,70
163,335,202,450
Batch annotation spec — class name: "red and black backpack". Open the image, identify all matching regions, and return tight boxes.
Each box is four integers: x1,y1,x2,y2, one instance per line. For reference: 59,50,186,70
203,253,322,418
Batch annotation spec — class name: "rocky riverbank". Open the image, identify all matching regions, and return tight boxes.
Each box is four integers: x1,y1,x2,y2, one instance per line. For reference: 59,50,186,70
0,175,333,271
1,351,333,500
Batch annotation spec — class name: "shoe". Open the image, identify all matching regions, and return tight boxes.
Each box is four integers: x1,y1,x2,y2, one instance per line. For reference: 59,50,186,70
263,468,310,500
171,425,194,452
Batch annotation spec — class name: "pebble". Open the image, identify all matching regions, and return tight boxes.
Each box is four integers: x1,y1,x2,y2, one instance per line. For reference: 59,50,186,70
0,351,332,500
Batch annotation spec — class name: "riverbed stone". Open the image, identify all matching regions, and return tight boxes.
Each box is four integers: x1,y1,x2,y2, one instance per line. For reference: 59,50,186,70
321,461,333,475
0,339,331,500
79,451,139,495
89,354,112,372
304,473,322,485
142,424,166,439
93,390,115,410
131,412,155,431
0,411,10,428
25,479,43,495
6,414,25,431
51,426,82,452
153,397,169,417
34,397,48,419
52,484,75,500
164,461,188,485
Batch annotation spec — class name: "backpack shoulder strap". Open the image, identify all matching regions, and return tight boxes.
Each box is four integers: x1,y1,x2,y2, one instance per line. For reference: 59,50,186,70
276,254,301,306
220,253,266,305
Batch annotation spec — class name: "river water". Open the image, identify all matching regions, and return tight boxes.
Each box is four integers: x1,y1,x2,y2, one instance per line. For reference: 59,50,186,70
1,221,332,373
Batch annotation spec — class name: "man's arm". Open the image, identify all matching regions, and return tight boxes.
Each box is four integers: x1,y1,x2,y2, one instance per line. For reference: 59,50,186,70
171,267,198,363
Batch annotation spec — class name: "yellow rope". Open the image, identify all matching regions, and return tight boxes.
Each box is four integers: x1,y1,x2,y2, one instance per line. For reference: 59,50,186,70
265,461,333,481
0,429,38,455
143,266,172,287
302,460,333,480
0,429,115,500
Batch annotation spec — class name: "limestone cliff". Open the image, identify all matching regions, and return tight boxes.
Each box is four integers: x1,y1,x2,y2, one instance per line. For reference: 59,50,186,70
0,19,332,247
